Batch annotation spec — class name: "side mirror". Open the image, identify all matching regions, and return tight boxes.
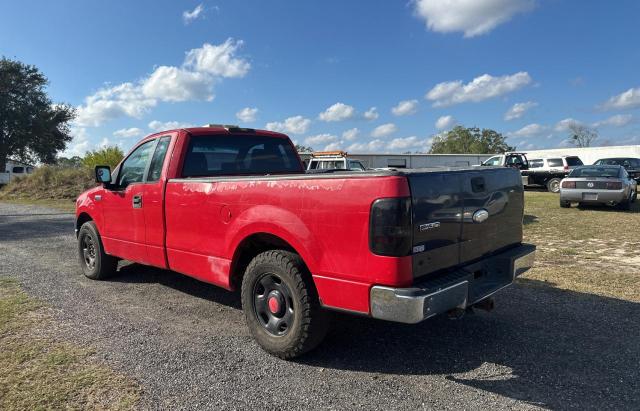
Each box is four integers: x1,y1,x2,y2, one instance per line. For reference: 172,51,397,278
95,166,112,184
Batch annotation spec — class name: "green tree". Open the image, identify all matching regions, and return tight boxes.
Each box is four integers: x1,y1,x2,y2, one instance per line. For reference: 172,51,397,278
0,57,75,171
294,144,314,153
429,126,514,154
56,156,83,168
82,146,124,169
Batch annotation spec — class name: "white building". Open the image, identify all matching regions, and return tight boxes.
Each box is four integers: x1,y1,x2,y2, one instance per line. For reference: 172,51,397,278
521,145,640,165
300,145,640,169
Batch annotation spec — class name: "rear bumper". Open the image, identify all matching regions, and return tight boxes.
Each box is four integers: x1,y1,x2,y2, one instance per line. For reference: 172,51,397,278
369,243,536,324
560,189,627,203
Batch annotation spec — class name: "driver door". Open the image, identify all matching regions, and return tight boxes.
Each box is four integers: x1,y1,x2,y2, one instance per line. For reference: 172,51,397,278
100,139,157,264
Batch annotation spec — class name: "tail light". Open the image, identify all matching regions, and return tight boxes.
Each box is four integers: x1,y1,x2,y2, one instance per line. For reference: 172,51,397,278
561,181,575,189
369,197,412,256
564,165,569,171
605,181,622,190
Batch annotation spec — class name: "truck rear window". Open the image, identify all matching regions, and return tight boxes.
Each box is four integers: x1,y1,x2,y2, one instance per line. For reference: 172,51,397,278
569,167,620,178
565,157,583,166
182,135,303,177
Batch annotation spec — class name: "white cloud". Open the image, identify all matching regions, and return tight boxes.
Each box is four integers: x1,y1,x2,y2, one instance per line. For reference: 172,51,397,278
511,123,547,137
342,128,360,141
318,102,356,122
75,82,156,127
113,127,144,138
265,115,311,135
236,107,258,123
347,139,385,152
148,120,192,131
600,87,640,111
592,114,633,128
184,39,250,78
412,0,536,38
435,115,456,130
142,66,214,102
371,123,397,138
305,133,338,146
75,39,249,127
391,99,419,116
425,72,532,107
183,4,205,24
363,107,379,121
554,118,582,132
386,136,428,150
504,101,537,121
323,142,343,151
62,126,91,157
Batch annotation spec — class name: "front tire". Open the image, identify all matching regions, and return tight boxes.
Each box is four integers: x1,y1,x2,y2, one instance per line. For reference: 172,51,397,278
560,200,571,208
241,250,329,359
547,178,562,193
78,221,118,280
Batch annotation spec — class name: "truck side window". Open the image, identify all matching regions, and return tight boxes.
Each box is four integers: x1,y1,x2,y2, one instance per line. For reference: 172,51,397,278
529,159,543,168
118,140,156,188
547,158,563,167
483,156,501,166
147,136,172,182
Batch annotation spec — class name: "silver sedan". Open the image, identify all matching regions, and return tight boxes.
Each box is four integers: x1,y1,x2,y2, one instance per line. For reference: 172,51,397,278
559,165,637,210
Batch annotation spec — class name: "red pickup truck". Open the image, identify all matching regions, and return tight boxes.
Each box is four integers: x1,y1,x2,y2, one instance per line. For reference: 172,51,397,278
76,126,535,358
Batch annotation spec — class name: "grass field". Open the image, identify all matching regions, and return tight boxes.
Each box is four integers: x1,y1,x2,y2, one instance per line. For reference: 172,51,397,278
0,278,140,410
521,191,640,302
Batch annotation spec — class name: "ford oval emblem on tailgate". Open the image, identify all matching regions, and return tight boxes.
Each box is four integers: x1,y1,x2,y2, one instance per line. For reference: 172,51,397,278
472,209,489,223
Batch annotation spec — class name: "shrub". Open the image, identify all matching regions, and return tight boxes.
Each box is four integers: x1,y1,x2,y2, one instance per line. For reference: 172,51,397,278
82,146,124,169
0,165,95,200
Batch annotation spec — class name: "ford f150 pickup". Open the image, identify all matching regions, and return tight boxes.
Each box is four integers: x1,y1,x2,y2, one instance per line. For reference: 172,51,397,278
76,126,535,358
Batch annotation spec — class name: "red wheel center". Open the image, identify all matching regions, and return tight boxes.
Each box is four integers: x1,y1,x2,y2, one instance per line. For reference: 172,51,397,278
268,296,280,314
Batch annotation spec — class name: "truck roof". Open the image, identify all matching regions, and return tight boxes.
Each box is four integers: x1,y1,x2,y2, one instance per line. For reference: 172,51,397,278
148,126,290,139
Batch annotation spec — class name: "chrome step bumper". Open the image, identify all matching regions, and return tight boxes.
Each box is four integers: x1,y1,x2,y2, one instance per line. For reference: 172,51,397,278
370,244,536,324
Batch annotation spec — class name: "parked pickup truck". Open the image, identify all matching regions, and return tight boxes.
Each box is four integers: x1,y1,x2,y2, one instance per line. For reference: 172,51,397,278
481,152,583,193
76,126,535,358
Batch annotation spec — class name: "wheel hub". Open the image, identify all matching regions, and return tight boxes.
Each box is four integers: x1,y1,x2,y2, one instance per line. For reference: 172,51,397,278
267,291,283,315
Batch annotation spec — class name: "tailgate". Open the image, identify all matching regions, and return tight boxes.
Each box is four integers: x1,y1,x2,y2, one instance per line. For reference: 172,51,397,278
407,168,524,279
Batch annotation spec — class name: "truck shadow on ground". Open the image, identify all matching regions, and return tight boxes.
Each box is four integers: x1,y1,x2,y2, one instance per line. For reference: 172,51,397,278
300,278,640,409
109,262,639,409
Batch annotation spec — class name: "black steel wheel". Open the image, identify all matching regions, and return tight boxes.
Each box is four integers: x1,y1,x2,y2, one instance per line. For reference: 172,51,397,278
81,234,97,270
241,250,329,359
77,221,118,280
253,273,295,336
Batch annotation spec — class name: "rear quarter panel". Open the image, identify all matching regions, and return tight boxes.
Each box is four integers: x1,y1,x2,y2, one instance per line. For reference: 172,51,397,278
164,175,412,313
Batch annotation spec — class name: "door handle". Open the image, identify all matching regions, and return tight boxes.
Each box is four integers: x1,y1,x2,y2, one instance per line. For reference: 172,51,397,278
132,194,142,209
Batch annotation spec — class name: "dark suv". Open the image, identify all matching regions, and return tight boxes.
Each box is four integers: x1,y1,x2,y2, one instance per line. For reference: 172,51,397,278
593,158,640,182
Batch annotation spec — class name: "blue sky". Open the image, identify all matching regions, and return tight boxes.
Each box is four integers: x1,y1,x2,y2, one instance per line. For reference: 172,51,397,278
2,0,639,155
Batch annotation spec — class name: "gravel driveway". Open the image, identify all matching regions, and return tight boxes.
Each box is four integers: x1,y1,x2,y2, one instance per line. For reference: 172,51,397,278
1,202,638,410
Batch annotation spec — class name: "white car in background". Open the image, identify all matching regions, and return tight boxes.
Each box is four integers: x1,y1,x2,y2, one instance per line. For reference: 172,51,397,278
306,151,367,171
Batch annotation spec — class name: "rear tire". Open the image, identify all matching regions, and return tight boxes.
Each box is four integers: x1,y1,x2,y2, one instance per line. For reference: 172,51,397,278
560,200,571,208
241,250,329,359
78,221,118,280
618,194,632,211
546,178,562,193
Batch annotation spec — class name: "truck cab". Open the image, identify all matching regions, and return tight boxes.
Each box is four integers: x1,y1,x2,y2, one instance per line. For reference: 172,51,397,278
306,151,367,171
481,152,529,170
